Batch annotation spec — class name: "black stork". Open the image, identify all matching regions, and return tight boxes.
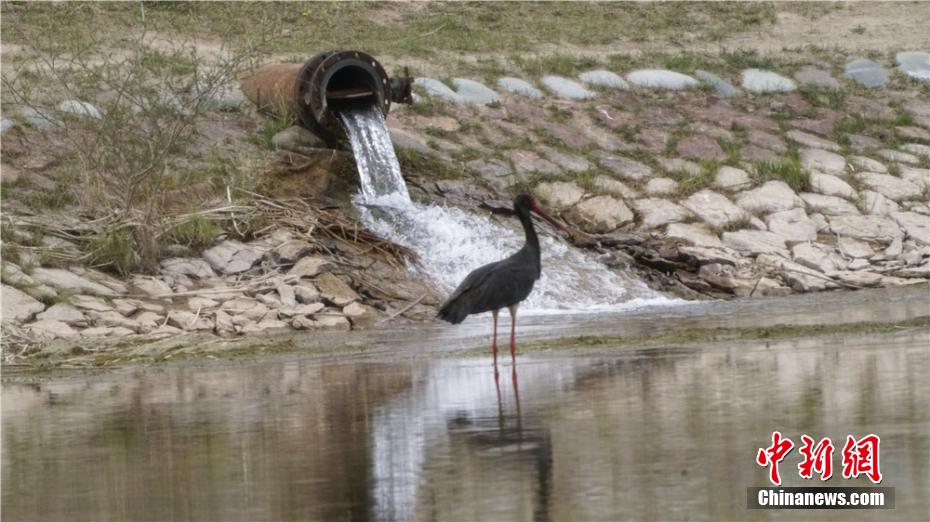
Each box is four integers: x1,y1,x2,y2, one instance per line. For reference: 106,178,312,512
438,194,572,364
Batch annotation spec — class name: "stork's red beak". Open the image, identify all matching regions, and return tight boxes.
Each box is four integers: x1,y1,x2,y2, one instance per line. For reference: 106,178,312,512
530,199,571,233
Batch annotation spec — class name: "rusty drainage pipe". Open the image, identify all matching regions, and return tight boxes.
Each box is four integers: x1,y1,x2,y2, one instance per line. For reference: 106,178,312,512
240,50,412,147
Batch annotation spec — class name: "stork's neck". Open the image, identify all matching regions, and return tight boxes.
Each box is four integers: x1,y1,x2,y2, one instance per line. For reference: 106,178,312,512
517,206,541,269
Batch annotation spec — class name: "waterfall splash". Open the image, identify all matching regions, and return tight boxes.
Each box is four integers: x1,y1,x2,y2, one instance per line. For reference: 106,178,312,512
337,104,675,313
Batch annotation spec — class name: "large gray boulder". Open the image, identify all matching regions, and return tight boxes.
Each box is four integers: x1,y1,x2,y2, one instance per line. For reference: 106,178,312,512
849,156,888,174
898,166,930,192
160,257,216,279
741,69,796,93
592,176,639,199
714,166,752,191
792,242,848,273
810,173,857,200
800,193,861,216
765,208,818,244
541,76,596,99
36,303,88,327
567,196,633,233
665,223,724,248
736,181,804,214
30,268,117,296
799,148,847,176
25,320,79,340
722,230,790,257
860,190,901,216
314,273,359,307
757,254,832,292
595,152,653,180
1,284,46,323
534,181,585,211
682,190,749,228
203,240,264,275
632,199,693,229
828,215,903,242
786,130,841,152
854,173,923,202
628,69,698,90
891,212,930,245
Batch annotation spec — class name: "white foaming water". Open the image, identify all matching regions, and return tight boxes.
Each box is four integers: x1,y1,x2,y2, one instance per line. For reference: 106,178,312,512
338,105,676,314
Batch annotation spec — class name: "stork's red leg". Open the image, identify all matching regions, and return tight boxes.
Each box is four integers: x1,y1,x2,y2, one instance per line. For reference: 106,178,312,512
507,304,519,361
491,309,499,366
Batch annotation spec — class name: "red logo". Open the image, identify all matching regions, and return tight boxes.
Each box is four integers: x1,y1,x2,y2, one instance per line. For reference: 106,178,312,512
757,433,882,485
798,435,834,480
842,434,882,484
756,431,795,486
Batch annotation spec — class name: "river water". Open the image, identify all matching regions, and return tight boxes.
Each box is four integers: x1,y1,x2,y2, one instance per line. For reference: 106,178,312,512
3,286,928,521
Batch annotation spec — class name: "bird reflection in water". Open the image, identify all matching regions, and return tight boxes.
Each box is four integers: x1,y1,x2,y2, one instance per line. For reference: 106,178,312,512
443,363,553,521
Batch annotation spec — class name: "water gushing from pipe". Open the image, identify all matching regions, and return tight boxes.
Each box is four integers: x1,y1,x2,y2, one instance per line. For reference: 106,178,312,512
338,104,675,313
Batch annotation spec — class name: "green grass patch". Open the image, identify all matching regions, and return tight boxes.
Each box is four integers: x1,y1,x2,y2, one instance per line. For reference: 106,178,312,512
164,214,222,251
513,53,600,77
396,148,470,180
799,85,846,111
546,105,573,123
87,227,137,276
257,112,296,150
751,158,811,192
23,184,75,210
721,49,777,71
667,160,718,196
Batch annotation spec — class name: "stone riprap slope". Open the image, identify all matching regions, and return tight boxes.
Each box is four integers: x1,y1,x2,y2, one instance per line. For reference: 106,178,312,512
2,49,929,357
388,53,930,298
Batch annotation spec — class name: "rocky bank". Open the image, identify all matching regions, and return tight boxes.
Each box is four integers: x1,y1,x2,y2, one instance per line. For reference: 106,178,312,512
3,49,930,362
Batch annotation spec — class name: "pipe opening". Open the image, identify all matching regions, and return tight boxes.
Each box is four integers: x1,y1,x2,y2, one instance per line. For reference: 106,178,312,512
325,65,378,103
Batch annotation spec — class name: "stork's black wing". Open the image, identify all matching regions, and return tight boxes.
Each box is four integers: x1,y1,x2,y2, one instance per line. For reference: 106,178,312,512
437,252,538,324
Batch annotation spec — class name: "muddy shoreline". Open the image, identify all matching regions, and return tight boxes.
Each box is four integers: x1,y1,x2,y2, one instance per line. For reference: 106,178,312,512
5,283,927,377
